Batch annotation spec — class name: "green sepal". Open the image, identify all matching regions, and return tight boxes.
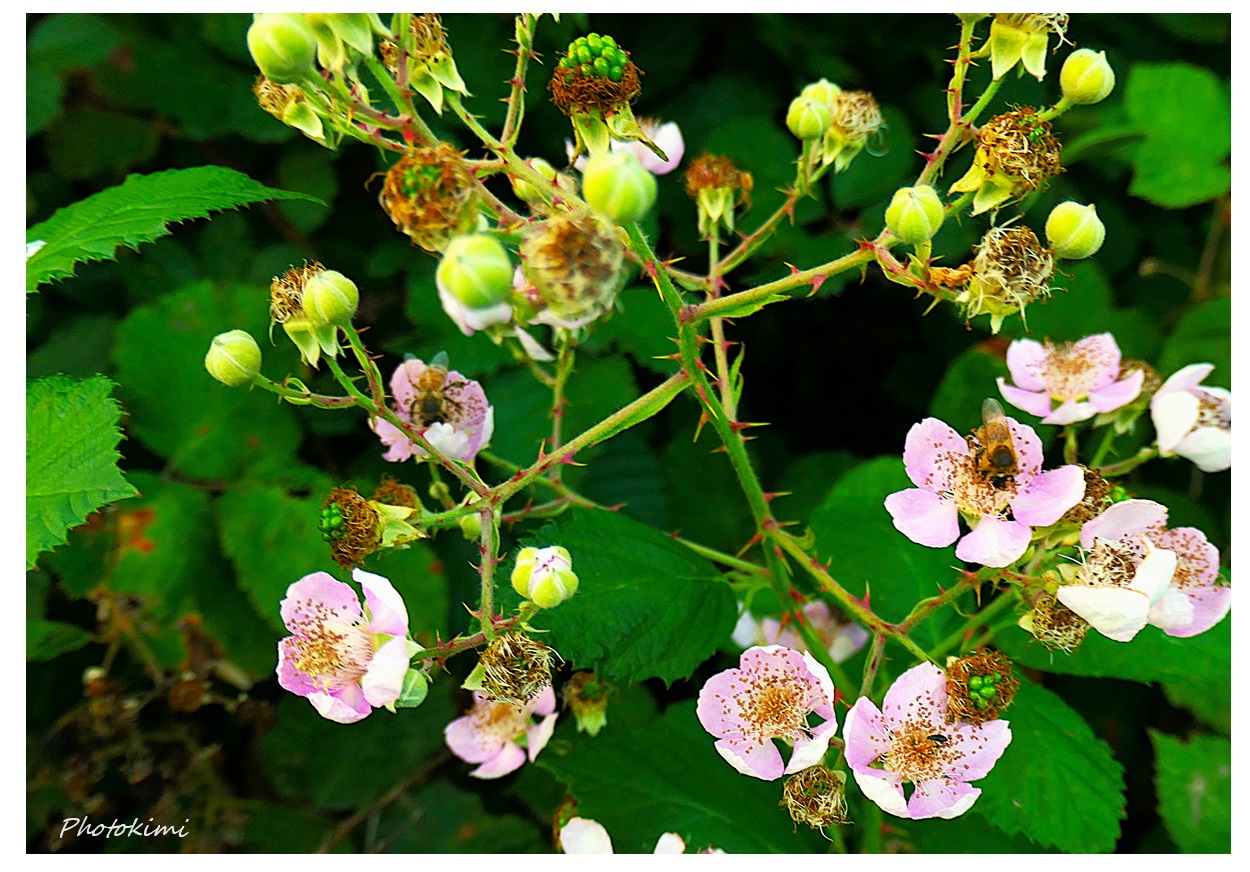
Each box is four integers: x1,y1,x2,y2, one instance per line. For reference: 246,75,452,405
605,103,668,164
462,661,487,692
390,668,430,710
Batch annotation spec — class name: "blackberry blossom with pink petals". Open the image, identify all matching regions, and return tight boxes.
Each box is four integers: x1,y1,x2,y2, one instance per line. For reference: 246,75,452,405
997,333,1143,425
843,662,1011,820
444,687,558,779
1150,364,1231,473
372,358,494,463
696,645,837,781
885,416,1085,567
276,569,412,724
732,601,870,665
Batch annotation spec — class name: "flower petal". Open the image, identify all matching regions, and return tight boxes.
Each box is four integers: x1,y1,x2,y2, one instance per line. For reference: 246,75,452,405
560,818,613,854
902,418,968,492
308,684,371,724
1129,545,1178,604
1057,584,1151,642
1162,584,1230,638
532,684,558,717
1012,464,1086,527
800,650,837,719
1175,426,1232,473
527,713,558,763
389,359,425,409
653,833,687,854
955,516,1032,568
1004,417,1043,479
885,488,961,549
280,572,361,633
997,379,1053,418
1087,369,1144,414
947,719,1012,780
852,769,910,818
842,697,891,771
360,635,410,708
1146,585,1195,634
1042,398,1098,426
908,778,981,820
1157,363,1215,396
1151,390,1201,455
881,662,948,732
445,713,505,763
276,637,317,697
373,415,414,462
470,742,527,779
785,718,837,775
1080,499,1169,550
354,568,409,637
714,734,786,781
1155,527,1220,587
1005,338,1048,391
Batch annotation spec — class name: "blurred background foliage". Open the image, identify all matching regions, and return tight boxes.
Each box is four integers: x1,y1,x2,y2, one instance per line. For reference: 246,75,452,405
27,12,1229,853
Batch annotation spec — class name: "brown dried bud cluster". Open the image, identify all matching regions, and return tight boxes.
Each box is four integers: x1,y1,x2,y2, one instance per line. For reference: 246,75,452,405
1060,465,1113,527
976,108,1063,195
1023,592,1091,653
945,648,1020,724
372,475,419,509
958,225,1056,332
379,144,479,253
549,59,641,118
829,90,883,145
780,765,851,830
521,212,625,322
683,153,753,199
253,76,302,119
269,261,325,325
321,486,381,570
479,632,555,705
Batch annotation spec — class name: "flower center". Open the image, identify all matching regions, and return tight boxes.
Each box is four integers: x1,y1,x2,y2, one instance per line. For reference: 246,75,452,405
881,723,954,783
1039,340,1112,400
471,699,530,744
1196,394,1231,431
289,618,372,691
736,674,814,744
947,451,1014,517
1083,539,1139,587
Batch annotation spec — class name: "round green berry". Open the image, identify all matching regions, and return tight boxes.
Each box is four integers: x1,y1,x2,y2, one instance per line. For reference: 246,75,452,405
608,65,623,82
602,34,616,47
587,33,602,51
576,44,591,64
980,685,998,699
969,675,984,690
593,57,610,76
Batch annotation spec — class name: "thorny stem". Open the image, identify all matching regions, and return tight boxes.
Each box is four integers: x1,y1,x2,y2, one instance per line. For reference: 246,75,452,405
931,585,1021,659
947,18,979,122
478,508,500,637
549,338,576,484
707,234,737,420
859,633,888,701
500,13,538,147
411,605,539,664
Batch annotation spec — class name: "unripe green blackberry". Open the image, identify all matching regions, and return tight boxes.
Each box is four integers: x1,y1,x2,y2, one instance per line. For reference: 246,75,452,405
205,330,262,387
582,152,657,223
248,13,318,84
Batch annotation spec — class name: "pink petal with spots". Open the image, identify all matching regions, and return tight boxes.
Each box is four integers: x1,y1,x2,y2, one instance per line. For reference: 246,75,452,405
276,637,317,697
361,635,409,708
946,718,1012,780
1146,586,1195,634
373,416,415,462
786,718,838,775
309,683,371,724
852,769,910,818
355,568,409,637
280,572,361,632
1004,417,1043,478
997,379,1053,418
1080,499,1168,550
1056,584,1151,642
389,359,425,408
527,713,558,762
955,516,1032,568
1157,363,1214,396
1042,398,1097,425
1088,368,1144,413
1155,527,1219,587
1006,338,1048,391
444,713,505,763
908,778,981,820
697,667,751,737
1151,390,1200,455
1012,464,1086,526
842,697,890,771
471,742,527,779
885,488,960,549
1162,585,1230,638
881,662,947,731
532,684,557,717
902,418,968,492
714,733,786,781
560,818,613,854
1073,333,1122,388
1175,426,1232,473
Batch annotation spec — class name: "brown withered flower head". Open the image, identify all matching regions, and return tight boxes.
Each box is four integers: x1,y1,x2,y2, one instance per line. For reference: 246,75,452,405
372,475,420,510
1059,465,1113,527
319,486,381,570
254,76,302,119
269,261,325,326
478,632,556,705
520,212,625,323
945,648,1021,725
781,765,851,830
379,144,479,253
950,107,1063,215
957,224,1055,333
1021,591,1091,653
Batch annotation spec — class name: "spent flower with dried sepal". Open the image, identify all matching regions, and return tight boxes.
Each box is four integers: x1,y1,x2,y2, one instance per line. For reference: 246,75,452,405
383,13,468,115
267,261,348,367
379,145,482,253
781,765,851,830
949,108,1062,216
520,211,625,324
953,224,1056,333
684,153,753,239
985,13,1070,81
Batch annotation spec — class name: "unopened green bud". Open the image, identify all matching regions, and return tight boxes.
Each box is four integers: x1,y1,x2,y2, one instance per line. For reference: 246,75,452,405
248,13,318,84
513,158,559,202
1060,49,1115,106
885,185,945,244
205,330,262,387
458,513,482,542
582,152,656,223
786,95,832,141
800,78,841,108
301,269,359,326
511,545,579,609
1046,201,1106,260
437,234,514,310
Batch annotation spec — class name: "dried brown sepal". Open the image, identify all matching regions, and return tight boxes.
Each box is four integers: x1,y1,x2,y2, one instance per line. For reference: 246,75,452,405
372,475,419,509
550,59,642,117
379,144,478,253
322,486,381,570
945,648,1020,725
1025,592,1091,653
781,765,851,830
976,107,1063,195
479,632,555,705
254,76,301,119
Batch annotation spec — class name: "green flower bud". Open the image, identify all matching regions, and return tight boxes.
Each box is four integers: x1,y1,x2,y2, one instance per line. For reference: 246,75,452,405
248,13,318,84
1060,49,1116,106
301,269,359,326
511,545,579,609
884,184,945,244
437,234,515,310
205,330,262,387
582,152,657,223
800,78,841,108
458,513,482,542
1045,201,1106,260
786,95,832,141
512,157,559,202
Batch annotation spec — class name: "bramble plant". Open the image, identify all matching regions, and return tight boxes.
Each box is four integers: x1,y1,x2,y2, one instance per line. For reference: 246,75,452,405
26,12,1230,853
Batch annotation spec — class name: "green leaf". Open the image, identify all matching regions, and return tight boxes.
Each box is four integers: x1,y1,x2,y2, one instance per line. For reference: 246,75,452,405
26,619,92,662
1157,298,1231,389
1129,138,1230,208
775,450,858,524
807,457,965,650
27,13,121,72
26,375,137,570
26,66,64,139
241,805,338,853
930,348,1008,434
521,510,736,684
25,166,321,293
1149,731,1230,852
971,680,1126,852
571,429,670,529
263,679,454,811
662,420,754,553
112,280,302,479
539,699,825,853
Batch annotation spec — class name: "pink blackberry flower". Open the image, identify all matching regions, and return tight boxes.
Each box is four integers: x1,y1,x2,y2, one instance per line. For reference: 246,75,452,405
843,662,1011,820
1058,499,1227,641
372,357,493,463
731,601,870,665
1150,364,1232,473
696,645,837,781
276,569,412,724
885,416,1085,567
444,686,558,779
996,333,1143,425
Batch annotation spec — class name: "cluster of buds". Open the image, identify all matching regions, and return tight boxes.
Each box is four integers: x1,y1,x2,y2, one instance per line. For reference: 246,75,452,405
949,108,1063,215
684,154,753,239
788,79,883,174
266,262,359,367
379,144,481,253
